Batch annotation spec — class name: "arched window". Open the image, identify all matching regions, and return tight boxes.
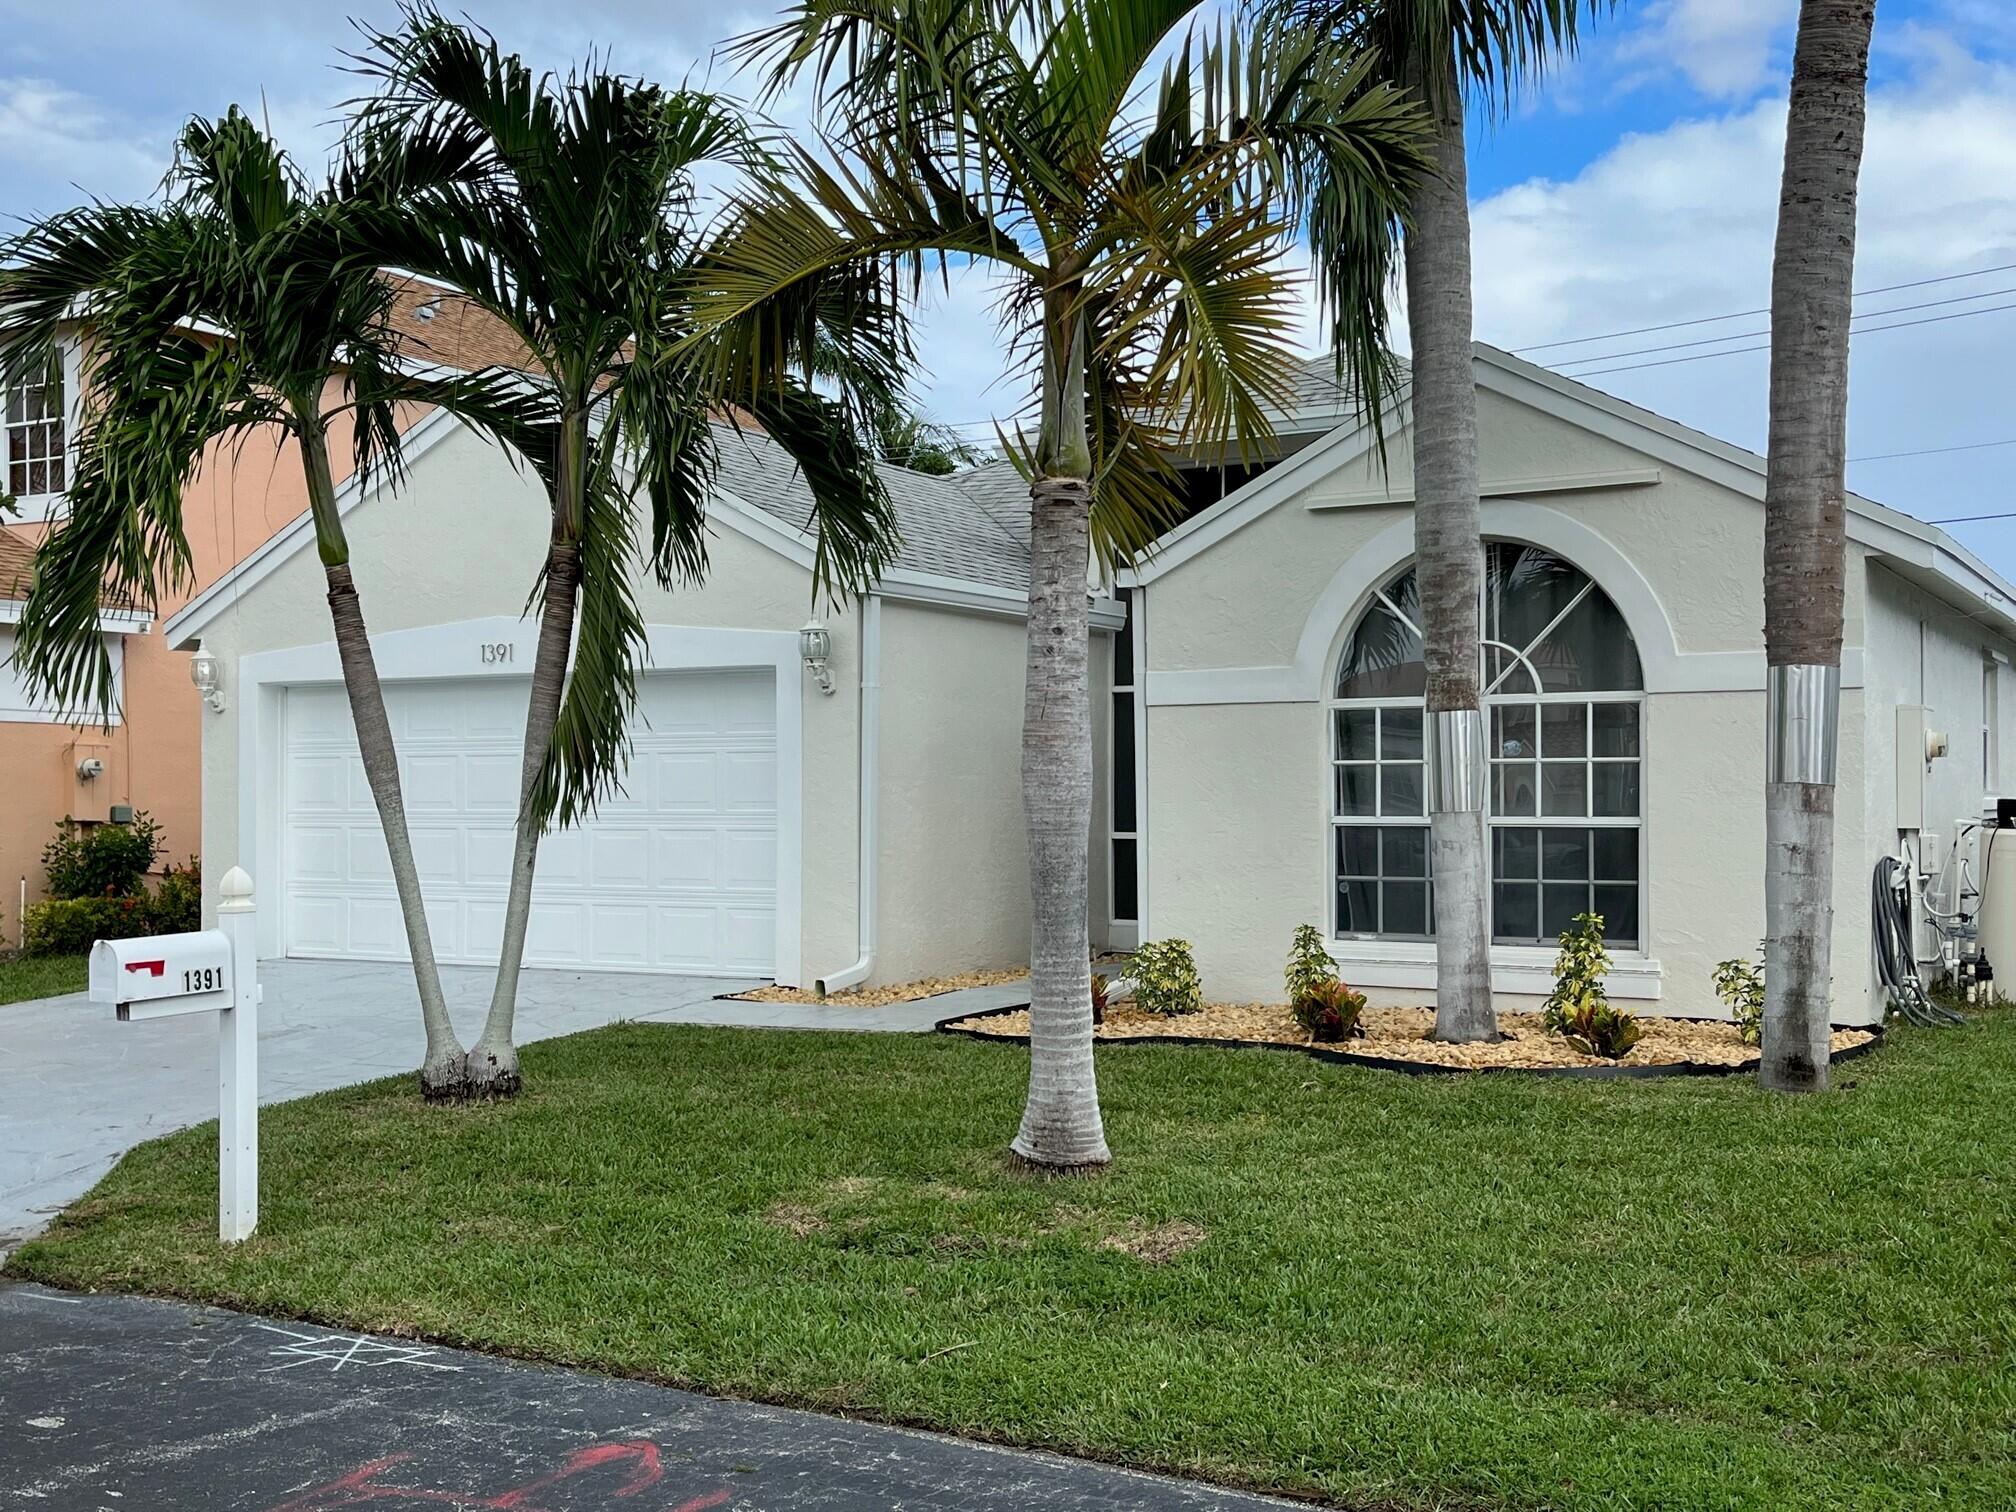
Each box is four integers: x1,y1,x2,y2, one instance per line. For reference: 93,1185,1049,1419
1330,543,1644,947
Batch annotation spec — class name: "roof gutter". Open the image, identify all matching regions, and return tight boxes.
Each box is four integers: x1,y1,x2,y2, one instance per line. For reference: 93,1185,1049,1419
816,593,881,995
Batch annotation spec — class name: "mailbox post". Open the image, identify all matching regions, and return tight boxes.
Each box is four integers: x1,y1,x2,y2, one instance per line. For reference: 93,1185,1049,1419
90,865,260,1243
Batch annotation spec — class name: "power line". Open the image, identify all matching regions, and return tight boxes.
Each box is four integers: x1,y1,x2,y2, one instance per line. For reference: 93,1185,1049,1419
1851,437,2016,464
1927,510,2016,525
1565,297,2016,377
1555,285,2016,371
1513,261,2016,355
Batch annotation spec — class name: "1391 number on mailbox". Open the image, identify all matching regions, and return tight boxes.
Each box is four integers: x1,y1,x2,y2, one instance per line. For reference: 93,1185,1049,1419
185,967,224,994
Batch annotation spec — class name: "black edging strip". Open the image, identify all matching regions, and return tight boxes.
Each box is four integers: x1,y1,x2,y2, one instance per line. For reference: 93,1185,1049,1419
934,1003,1887,1080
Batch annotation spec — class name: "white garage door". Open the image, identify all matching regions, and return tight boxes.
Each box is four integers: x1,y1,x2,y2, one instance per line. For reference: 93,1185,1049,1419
281,670,778,976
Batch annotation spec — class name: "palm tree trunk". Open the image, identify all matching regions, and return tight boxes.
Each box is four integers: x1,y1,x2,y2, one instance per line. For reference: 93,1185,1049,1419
1012,293,1110,1170
1760,0,1874,1093
301,421,466,1097
468,418,589,1096
1406,62,1494,1044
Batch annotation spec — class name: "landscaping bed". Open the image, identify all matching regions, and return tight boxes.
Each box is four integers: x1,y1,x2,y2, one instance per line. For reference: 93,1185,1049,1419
11,1016,2013,1509
946,1001,1880,1074
728,967,1026,1007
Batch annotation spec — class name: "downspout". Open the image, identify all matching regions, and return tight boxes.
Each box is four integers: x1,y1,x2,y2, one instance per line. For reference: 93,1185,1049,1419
817,593,881,994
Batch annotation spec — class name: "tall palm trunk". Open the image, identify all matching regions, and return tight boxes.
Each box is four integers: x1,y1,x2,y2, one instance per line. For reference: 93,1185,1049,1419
300,419,467,1095
1012,295,1110,1170
468,416,587,1096
1760,0,1874,1093
1406,63,1494,1043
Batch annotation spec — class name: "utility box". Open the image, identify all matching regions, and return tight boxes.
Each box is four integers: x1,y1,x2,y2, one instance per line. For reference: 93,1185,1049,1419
90,931,233,1021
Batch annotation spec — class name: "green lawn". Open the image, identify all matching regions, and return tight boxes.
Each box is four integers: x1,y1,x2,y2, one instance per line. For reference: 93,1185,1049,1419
0,951,86,1006
10,1016,2016,1510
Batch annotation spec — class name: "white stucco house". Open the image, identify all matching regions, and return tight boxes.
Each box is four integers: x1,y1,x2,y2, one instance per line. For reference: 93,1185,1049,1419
166,344,2016,1026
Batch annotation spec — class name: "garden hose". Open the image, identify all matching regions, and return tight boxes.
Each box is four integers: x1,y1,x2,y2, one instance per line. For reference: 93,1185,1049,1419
1872,855,1964,1027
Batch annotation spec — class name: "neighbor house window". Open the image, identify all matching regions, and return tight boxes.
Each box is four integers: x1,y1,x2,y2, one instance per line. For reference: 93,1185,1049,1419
1110,587,1138,923
1330,543,1644,947
4,360,66,500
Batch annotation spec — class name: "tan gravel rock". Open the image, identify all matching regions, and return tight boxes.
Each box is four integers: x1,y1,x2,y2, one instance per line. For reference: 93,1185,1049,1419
732,968,1028,1008
949,1001,1877,1071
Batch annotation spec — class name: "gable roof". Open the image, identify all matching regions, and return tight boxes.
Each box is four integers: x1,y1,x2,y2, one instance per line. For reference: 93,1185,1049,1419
1130,341,2016,640
0,528,36,603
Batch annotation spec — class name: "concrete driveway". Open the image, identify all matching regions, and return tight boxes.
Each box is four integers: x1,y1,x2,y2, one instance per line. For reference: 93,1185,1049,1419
2,958,930,1247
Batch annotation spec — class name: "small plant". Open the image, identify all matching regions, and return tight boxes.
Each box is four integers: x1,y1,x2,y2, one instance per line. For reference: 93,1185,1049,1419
1542,912,1641,1058
1285,923,1335,1005
1090,972,1109,1026
1712,949,1765,1045
151,858,202,935
1130,938,1203,1017
41,812,163,900
1293,977,1367,1042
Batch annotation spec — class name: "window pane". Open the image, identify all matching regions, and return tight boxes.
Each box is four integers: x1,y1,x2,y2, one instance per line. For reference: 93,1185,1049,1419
1382,825,1429,878
1335,708,1378,760
1543,884,1590,941
1339,826,1379,876
1593,702,1640,757
1382,763,1423,817
1112,588,1134,688
1593,828,1637,882
1383,880,1430,936
1112,693,1136,832
1538,590,1643,692
1111,840,1138,922
1488,543,1589,654
1337,877,1378,934
1592,763,1639,818
1493,882,1539,942
1593,883,1637,944
1493,762,1537,816
1494,825,1539,879
1542,827,1590,880
1381,706,1424,760
1542,703,1587,757
1542,762,1588,817
1493,703,1536,758
1336,599,1426,698
1336,765,1377,816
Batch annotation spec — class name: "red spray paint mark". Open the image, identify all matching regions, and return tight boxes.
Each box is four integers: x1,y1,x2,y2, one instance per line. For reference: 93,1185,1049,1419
271,1440,733,1512
124,960,166,977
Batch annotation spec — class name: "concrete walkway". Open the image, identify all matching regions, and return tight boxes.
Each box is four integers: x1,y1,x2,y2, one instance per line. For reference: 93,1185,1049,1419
0,960,1024,1246
0,1282,1297,1511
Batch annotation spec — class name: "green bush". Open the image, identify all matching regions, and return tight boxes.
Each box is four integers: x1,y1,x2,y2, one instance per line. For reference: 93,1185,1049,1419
1293,977,1367,1043
1542,912,1642,1058
1130,938,1202,1017
23,895,150,957
1284,923,1334,1005
1712,951,1765,1045
42,813,163,900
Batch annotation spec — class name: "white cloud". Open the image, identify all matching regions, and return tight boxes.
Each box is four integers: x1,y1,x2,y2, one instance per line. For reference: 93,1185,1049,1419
0,78,165,217
1616,0,1799,100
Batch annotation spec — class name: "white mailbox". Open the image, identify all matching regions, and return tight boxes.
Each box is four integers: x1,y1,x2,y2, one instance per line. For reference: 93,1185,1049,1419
90,931,233,1020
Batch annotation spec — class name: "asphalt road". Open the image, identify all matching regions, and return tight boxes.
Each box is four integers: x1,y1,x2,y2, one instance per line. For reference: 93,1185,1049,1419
0,1283,1302,1511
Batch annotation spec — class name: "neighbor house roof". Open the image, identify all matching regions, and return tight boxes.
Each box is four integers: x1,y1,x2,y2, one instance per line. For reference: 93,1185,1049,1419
711,425,1032,595
0,528,35,602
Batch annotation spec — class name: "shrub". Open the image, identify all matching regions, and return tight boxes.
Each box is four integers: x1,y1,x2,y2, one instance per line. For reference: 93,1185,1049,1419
1712,952,1765,1045
1130,939,1202,1016
1090,972,1110,1026
1285,923,1335,1005
151,858,202,935
1293,977,1367,1042
23,895,149,957
42,812,163,900
1542,912,1642,1058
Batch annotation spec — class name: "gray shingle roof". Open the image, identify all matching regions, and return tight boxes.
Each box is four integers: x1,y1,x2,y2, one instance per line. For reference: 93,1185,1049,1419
709,424,1031,593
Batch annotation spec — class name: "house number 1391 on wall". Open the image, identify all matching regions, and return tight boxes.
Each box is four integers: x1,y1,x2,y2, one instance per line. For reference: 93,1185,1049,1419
481,642,514,665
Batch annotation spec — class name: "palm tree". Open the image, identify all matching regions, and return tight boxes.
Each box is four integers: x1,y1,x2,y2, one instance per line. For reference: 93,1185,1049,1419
0,110,526,1098
718,0,1429,1167
1759,0,1876,1093
349,11,904,1095
1265,0,1607,1043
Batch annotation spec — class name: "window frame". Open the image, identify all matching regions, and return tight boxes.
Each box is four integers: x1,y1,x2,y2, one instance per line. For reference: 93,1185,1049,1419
1108,586,1142,939
1326,548,1647,953
1,340,79,521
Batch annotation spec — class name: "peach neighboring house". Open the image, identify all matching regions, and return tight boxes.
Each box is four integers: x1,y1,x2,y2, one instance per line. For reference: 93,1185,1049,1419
0,278,519,939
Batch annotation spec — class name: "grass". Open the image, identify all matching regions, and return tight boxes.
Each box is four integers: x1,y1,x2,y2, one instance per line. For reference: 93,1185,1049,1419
10,1016,2016,1510
0,951,86,1006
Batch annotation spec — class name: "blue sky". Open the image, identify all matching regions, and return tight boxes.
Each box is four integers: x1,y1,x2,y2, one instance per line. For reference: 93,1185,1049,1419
4,1,2015,575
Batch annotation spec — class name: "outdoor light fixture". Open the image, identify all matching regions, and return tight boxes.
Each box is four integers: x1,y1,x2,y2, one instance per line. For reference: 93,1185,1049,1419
190,640,225,714
800,620,835,695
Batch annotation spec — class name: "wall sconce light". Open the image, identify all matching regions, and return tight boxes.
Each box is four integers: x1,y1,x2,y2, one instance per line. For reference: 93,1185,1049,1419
799,620,834,695
190,640,225,714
